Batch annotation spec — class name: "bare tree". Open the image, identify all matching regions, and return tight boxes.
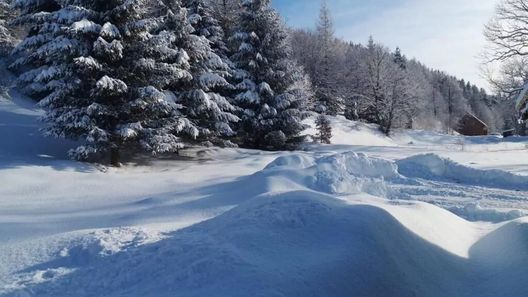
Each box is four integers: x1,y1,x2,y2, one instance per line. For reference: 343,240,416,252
484,0,528,127
485,0,528,62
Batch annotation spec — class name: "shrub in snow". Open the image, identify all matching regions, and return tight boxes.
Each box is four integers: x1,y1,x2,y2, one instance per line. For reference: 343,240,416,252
229,0,309,150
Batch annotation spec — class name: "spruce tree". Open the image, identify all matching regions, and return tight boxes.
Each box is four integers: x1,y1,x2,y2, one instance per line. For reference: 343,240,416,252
314,0,342,116
0,0,17,56
180,0,239,146
315,114,332,144
393,47,407,70
12,0,203,165
184,0,228,57
229,0,308,150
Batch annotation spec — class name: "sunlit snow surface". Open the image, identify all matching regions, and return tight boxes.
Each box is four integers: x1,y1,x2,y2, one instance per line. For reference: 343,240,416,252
2,86,528,296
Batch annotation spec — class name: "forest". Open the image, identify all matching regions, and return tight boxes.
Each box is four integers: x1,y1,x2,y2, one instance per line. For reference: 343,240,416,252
0,0,520,165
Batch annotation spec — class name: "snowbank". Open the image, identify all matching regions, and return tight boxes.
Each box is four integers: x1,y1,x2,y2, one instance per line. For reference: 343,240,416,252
303,115,396,146
309,152,399,196
397,153,528,191
2,93,528,297
5,192,528,297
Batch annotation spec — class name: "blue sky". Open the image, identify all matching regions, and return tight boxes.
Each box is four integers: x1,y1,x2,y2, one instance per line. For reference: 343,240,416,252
273,0,499,91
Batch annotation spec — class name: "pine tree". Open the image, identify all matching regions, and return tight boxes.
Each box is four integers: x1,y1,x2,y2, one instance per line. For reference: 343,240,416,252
230,0,308,150
180,0,239,146
209,0,241,39
184,0,228,57
10,0,63,97
12,0,205,165
393,47,407,70
315,114,332,144
0,0,17,56
314,0,342,116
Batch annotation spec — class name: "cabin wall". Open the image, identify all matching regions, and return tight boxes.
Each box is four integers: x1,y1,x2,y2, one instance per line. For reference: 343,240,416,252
456,115,488,136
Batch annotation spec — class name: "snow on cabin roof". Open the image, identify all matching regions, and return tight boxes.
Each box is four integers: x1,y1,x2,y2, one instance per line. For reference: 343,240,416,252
462,112,488,127
515,81,528,111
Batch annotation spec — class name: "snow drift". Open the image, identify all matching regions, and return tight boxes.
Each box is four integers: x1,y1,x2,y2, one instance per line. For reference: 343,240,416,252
397,153,528,191
6,192,528,297
261,152,399,197
2,87,528,297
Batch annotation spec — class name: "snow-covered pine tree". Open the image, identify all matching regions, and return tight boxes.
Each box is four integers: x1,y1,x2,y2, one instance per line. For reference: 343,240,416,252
179,0,239,146
393,47,407,70
0,0,17,56
208,0,241,40
314,0,342,116
230,0,308,150
10,0,64,97
184,0,228,57
315,114,332,144
12,0,202,165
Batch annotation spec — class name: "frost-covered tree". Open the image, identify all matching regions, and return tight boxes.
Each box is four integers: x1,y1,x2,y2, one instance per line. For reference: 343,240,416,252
12,0,211,165
0,0,17,56
230,0,308,150
393,47,406,70
484,0,528,122
313,0,342,115
180,0,239,146
185,0,227,56
355,39,422,135
207,0,240,39
10,0,85,97
315,114,332,144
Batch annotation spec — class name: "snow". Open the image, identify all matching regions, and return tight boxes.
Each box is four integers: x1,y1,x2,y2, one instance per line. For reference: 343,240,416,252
2,85,528,296
397,153,528,191
70,19,101,34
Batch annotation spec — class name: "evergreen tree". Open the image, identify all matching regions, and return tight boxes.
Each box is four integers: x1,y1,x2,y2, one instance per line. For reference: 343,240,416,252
185,0,228,57
315,114,332,144
10,0,62,97
12,0,205,165
393,47,406,70
0,0,17,56
180,0,239,146
314,0,342,115
230,0,308,150
208,0,241,39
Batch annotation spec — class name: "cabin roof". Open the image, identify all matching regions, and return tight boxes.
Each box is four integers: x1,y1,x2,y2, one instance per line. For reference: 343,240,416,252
461,112,488,127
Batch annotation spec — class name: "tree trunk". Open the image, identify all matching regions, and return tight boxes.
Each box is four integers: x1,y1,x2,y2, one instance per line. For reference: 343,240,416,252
110,147,120,167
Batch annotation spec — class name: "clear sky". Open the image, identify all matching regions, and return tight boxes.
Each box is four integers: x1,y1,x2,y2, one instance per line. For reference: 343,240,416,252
273,0,499,91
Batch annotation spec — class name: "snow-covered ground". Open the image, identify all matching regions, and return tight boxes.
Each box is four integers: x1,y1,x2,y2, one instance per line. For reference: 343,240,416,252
2,90,528,296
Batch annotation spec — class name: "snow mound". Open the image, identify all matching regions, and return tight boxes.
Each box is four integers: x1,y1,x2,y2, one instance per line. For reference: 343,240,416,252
309,152,400,196
258,152,401,197
315,152,399,179
264,154,315,170
449,203,527,223
7,193,528,297
1,227,164,294
397,154,528,191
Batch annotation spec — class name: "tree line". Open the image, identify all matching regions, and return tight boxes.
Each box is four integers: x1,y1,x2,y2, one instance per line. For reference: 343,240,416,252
0,0,310,165
290,2,507,136
0,0,513,166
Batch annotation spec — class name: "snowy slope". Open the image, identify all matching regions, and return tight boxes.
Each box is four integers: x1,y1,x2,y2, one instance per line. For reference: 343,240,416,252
2,153,528,297
2,89,528,296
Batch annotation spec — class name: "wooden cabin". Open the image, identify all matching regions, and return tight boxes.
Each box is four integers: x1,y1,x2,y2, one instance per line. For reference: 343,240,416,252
455,113,488,136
